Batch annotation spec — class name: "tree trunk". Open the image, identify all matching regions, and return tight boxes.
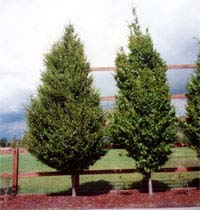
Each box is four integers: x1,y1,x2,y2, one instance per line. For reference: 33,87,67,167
148,173,153,196
71,174,80,197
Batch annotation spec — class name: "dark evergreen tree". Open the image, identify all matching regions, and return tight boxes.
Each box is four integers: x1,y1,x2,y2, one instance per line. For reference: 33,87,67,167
185,44,200,157
0,138,9,147
25,24,106,196
108,10,176,195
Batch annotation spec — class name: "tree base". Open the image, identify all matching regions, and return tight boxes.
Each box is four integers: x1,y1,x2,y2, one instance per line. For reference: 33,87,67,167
71,174,80,197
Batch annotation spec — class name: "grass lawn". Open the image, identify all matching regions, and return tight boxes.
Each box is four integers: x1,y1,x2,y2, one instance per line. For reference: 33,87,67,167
0,147,199,194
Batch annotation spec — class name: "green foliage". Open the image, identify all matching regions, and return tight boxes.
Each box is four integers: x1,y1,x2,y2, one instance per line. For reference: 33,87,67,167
184,44,200,157
0,138,9,147
25,24,106,173
10,135,23,148
108,10,176,177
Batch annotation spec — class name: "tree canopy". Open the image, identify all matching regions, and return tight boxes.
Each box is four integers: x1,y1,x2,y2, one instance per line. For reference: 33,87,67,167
185,44,200,157
25,24,106,174
108,10,176,195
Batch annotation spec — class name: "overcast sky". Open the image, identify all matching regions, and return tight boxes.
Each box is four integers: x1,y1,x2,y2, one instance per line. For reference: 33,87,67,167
0,0,200,115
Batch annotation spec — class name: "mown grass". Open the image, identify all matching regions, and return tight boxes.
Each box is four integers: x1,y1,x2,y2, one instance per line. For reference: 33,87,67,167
0,147,199,194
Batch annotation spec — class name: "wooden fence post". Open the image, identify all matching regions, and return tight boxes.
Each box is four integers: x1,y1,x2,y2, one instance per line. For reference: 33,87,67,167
12,148,19,195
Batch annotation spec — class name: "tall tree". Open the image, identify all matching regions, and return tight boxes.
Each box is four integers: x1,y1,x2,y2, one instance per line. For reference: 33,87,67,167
184,44,200,157
25,24,106,196
108,10,176,195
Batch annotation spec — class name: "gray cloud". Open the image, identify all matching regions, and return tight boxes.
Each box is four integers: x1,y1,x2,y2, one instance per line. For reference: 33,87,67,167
0,120,26,140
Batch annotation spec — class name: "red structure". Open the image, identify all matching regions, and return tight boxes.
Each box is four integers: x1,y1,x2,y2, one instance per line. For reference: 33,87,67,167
91,64,196,101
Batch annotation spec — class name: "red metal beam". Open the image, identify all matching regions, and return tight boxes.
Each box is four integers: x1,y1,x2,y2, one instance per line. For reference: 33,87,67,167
90,64,197,72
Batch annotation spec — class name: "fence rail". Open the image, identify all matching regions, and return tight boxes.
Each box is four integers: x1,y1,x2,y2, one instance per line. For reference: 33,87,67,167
101,94,187,101
2,166,198,179
1,167,199,179
90,64,197,72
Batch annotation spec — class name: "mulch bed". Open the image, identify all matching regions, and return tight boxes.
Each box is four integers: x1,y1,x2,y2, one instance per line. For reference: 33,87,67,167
1,189,200,209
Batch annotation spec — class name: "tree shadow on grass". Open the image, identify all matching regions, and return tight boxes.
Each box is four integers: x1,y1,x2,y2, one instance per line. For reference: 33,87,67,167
79,180,113,195
188,178,200,189
130,180,170,193
0,186,12,195
49,180,113,196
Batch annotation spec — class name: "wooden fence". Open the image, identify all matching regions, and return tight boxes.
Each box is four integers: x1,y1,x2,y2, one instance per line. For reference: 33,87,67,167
91,64,196,101
0,64,198,195
0,148,199,195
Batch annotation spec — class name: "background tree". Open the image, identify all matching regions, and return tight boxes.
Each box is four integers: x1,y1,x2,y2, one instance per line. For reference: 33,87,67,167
184,44,200,157
25,24,106,196
108,10,176,195
0,138,9,147
10,135,20,148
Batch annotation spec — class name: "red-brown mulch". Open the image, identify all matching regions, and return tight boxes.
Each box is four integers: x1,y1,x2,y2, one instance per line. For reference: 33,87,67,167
1,189,200,209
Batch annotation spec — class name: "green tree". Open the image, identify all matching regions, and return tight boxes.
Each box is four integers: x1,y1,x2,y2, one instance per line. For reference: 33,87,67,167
0,138,9,147
108,10,176,195
25,24,106,196
184,44,200,157
11,138,17,148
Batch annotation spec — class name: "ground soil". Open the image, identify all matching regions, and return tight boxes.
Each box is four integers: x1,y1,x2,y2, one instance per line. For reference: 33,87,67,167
1,189,200,209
